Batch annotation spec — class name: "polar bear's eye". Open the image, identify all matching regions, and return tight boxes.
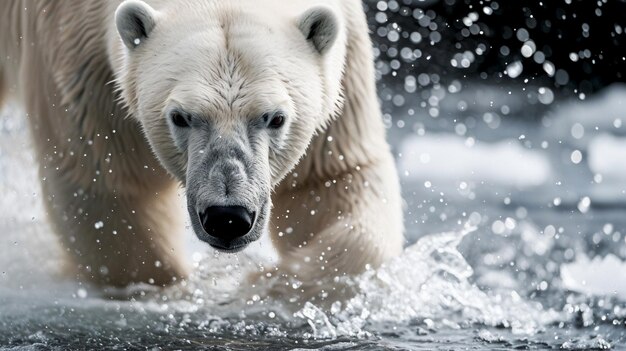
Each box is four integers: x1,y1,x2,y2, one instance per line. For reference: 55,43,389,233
267,113,286,129
171,111,190,128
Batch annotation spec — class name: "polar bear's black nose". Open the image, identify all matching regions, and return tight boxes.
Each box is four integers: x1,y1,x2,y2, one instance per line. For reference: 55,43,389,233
200,206,255,240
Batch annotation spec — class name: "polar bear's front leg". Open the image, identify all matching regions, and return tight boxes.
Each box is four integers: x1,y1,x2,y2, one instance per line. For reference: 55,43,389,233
39,169,189,287
22,77,189,287
269,159,404,299
15,30,190,287
34,140,187,286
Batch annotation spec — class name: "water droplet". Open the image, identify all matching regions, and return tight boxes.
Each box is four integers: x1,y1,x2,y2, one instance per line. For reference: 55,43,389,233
571,150,583,164
571,123,585,139
506,61,523,78
77,288,88,299
578,197,591,213
538,87,554,105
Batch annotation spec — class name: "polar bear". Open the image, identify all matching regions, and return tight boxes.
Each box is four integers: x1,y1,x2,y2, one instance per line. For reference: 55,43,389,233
0,0,403,291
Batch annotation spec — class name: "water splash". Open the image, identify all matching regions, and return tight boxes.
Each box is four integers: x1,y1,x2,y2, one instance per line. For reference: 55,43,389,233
294,225,560,339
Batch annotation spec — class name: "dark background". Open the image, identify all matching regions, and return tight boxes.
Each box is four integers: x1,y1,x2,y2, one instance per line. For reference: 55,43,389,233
364,0,626,97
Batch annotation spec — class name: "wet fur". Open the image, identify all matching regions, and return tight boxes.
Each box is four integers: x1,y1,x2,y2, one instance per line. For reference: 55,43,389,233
0,0,404,289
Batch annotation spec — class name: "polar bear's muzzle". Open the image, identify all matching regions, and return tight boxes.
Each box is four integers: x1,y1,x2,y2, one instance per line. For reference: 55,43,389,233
184,134,271,252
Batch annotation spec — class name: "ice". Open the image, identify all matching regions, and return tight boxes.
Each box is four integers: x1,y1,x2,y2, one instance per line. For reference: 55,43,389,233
561,254,626,300
399,134,551,187
589,134,626,182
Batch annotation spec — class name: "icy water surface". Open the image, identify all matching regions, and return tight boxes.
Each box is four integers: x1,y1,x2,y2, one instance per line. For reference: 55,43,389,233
1,87,626,350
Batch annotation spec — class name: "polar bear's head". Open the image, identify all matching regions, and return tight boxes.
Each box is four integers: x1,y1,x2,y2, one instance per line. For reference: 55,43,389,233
113,0,346,251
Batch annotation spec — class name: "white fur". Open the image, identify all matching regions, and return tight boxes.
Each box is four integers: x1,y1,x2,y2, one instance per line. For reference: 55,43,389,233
0,0,404,294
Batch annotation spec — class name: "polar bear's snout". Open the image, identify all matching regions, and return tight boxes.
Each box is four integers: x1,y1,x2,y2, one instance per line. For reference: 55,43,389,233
183,132,271,252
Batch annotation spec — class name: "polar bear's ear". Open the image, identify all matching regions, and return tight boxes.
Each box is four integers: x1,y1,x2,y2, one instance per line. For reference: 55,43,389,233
298,7,339,55
115,0,159,49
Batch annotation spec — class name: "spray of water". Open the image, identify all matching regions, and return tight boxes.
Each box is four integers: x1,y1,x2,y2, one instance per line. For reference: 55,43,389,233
289,225,561,339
